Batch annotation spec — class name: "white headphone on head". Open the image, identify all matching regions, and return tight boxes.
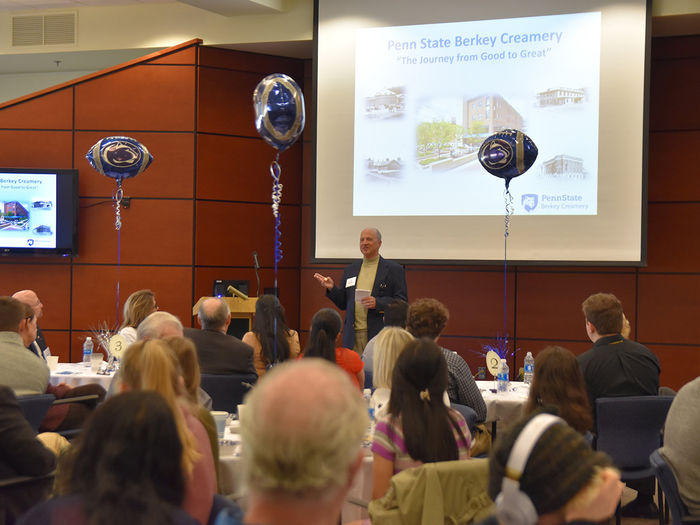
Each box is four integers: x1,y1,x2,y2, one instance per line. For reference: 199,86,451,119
495,413,564,525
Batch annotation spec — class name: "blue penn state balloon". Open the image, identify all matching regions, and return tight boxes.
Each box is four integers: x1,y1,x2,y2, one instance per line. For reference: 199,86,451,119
86,136,153,180
478,129,538,189
253,74,305,153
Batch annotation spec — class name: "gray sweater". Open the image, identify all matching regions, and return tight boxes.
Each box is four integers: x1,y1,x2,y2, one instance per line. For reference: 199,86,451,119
0,332,49,396
660,377,700,518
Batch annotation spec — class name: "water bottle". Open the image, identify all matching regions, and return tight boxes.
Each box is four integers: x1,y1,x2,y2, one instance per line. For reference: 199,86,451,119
524,352,534,385
82,337,93,367
497,359,509,393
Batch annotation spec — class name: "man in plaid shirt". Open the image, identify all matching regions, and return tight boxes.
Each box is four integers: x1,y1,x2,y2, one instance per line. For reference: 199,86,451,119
406,298,486,422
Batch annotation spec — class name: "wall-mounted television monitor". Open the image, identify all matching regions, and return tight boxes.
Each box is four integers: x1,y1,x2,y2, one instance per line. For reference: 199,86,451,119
0,168,78,256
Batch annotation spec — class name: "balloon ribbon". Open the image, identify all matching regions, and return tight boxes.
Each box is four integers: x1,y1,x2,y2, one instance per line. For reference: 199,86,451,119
113,179,123,326
270,152,283,362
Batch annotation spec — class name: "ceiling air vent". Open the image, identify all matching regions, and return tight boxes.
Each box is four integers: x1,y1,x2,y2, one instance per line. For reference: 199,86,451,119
12,13,76,47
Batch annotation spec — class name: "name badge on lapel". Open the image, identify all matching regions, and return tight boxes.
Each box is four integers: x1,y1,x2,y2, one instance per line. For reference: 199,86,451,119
346,276,357,288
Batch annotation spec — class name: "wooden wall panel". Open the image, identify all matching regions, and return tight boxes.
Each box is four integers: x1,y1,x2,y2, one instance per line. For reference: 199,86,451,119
195,201,300,267
0,131,73,167
515,271,637,341
75,65,196,131
197,68,262,136
0,263,72,328
198,47,304,79
637,274,700,345
43,331,70,363
655,345,700,391
70,265,193,331
0,89,73,129
196,134,301,203
649,57,700,131
648,131,700,202
407,269,515,338
299,268,345,332
644,203,700,272
75,131,195,199
77,198,193,265
149,47,197,66
302,141,313,206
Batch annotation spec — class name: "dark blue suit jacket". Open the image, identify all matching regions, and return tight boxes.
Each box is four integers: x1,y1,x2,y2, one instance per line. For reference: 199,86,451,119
326,256,407,349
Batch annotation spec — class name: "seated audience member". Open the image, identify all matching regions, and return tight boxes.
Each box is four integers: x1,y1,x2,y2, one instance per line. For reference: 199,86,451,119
0,385,68,525
578,292,660,518
0,297,105,432
0,297,49,396
107,310,186,398
523,346,592,435
406,298,487,422
486,410,624,525
371,326,414,418
217,359,367,525
19,391,199,525
11,290,49,359
659,376,700,519
303,308,364,389
118,289,158,346
242,294,300,377
164,336,220,488
137,311,185,340
362,299,409,374
184,298,255,376
120,339,217,525
372,338,471,500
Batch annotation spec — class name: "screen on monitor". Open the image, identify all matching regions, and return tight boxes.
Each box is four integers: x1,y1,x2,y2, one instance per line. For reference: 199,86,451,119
0,168,78,256
314,0,649,264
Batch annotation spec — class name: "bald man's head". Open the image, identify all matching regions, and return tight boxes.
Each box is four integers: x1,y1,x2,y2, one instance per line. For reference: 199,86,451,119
241,359,368,498
136,311,184,341
12,290,43,319
197,297,230,332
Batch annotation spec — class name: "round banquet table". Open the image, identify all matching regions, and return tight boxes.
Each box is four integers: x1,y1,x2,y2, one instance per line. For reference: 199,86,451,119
476,379,529,435
49,362,115,391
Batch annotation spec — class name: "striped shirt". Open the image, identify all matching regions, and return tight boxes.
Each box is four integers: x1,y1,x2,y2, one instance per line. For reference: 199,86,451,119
371,409,471,474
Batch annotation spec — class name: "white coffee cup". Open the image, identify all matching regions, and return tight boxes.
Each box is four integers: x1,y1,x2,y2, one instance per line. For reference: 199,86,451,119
47,355,59,372
90,353,103,373
211,411,229,438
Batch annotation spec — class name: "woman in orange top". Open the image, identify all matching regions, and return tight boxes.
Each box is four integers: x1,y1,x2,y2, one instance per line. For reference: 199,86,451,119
242,295,300,377
303,308,364,389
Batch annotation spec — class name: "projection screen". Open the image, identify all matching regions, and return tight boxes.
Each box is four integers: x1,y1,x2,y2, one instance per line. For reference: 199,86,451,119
313,0,649,264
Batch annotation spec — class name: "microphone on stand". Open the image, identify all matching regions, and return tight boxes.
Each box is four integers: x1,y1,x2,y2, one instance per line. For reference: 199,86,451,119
253,251,261,297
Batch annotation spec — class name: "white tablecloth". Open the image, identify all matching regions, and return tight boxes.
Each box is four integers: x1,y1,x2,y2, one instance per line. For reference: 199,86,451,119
218,428,373,523
476,380,529,433
49,362,115,391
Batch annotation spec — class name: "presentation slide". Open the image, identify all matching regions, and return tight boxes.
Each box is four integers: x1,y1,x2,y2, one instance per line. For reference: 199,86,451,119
353,13,600,216
0,173,57,249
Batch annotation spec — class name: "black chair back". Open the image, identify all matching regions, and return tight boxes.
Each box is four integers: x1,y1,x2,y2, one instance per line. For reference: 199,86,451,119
17,394,56,433
650,449,693,525
595,396,673,469
200,373,258,413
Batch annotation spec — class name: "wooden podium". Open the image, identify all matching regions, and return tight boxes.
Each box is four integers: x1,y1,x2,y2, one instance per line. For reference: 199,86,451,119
192,296,258,338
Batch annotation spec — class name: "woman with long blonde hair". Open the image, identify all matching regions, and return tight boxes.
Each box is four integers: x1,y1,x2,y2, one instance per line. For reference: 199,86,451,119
121,339,216,525
118,289,158,345
371,327,414,418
